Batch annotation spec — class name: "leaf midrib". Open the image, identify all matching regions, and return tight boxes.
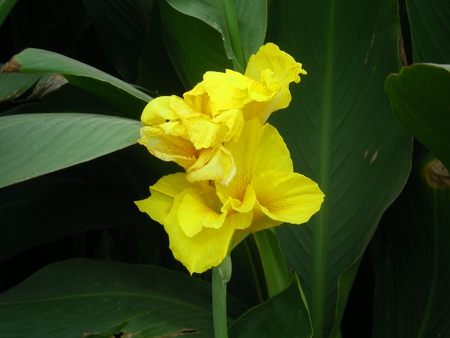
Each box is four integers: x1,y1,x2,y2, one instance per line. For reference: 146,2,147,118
313,1,336,336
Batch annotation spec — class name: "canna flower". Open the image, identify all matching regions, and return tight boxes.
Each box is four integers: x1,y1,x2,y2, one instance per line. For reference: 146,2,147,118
135,119,324,274
137,43,306,187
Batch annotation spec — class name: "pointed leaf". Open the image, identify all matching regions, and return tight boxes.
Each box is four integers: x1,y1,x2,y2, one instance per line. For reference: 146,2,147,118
0,113,141,188
9,48,151,118
385,63,450,169
266,0,412,335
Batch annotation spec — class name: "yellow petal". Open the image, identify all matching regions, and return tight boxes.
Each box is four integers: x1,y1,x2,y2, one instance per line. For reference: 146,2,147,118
138,126,197,169
252,170,324,225
212,108,244,143
176,186,226,237
245,43,307,87
218,119,293,199
134,173,190,224
164,185,235,274
141,96,179,125
182,115,229,149
186,146,236,185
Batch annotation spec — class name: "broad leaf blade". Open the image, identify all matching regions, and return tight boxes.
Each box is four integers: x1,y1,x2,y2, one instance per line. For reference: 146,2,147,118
385,63,450,170
10,48,151,118
0,258,245,337
266,0,412,335
373,153,450,337
0,113,141,188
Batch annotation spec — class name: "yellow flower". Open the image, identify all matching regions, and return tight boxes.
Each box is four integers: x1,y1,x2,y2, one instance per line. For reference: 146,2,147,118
138,94,243,185
187,43,307,124
135,119,324,274
135,173,252,274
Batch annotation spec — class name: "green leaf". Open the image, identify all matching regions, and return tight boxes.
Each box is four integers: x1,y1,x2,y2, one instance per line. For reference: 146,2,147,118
83,0,153,83
0,0,17,27
12,48,152,118
0,113,141,188
0,73,41,102
266,0,412,336
373,153,450,337
0,258,246,337
167,0,267,71
407,0,450,63
385,63,450,170
253,229,291,298
159,0,232,89
229,273,313,338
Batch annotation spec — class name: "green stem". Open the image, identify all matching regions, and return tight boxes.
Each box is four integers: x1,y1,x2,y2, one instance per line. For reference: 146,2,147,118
212,256,232,338
221,0,246,71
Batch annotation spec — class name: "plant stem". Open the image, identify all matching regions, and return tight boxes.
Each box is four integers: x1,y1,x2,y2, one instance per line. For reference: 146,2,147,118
221,0,246,72
212,255,232,338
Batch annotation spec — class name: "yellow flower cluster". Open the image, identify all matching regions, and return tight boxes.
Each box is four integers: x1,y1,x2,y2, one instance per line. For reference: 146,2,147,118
135,43,324,274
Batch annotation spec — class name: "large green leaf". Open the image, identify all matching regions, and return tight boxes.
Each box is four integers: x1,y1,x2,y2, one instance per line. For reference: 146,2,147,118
83,0,153,83
0,258,246,337
229,273,312,338
385,63,450,170
373,153,450,337
264,0,412,336
166,0,267,71
159,0,232,89
10,48,152,118
407,0,450,63
0,113,141,188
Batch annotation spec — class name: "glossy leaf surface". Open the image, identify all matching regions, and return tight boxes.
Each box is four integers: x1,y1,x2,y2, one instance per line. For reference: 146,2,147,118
0,113,141,188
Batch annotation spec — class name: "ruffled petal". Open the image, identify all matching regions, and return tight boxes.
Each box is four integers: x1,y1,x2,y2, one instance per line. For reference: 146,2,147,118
164,187,235,274
187,146,236,185
252,170,324,225
141,96,179,125
245,42,307,86
134,173,190,224
138,126,197,169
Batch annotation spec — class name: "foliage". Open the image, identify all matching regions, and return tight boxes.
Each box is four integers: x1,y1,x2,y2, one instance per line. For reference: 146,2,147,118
0,0,449,337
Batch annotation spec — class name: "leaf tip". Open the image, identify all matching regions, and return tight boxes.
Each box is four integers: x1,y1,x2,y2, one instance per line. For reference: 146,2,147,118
1,56,22,73
426,160,450,188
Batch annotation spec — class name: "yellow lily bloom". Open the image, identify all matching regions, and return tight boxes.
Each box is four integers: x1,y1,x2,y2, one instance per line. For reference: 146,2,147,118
135,119,324,274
